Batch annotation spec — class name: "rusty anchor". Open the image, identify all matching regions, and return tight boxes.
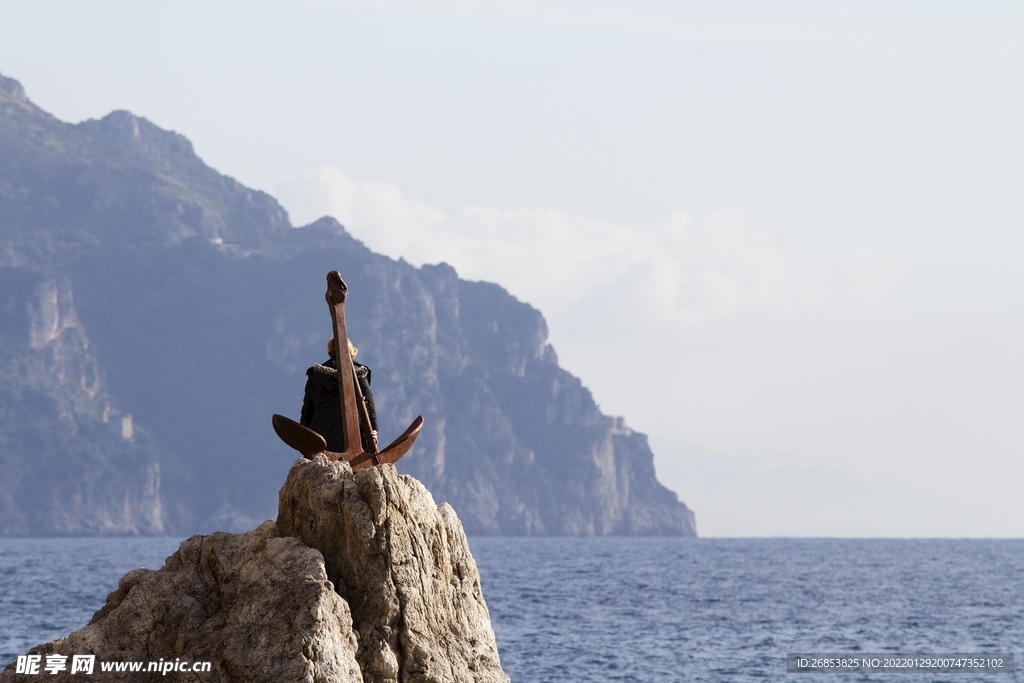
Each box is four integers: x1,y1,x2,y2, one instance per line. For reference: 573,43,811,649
272,271,424,470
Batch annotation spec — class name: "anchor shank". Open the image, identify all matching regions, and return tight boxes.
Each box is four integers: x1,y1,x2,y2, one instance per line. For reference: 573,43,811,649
326,271,365,461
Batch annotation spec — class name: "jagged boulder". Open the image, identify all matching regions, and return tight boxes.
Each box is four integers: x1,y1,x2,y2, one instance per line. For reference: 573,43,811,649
277,457,508,683
1,459,508,683
0,522,361,682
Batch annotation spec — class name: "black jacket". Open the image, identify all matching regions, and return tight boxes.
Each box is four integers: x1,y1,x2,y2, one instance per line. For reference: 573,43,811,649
300,358,377,452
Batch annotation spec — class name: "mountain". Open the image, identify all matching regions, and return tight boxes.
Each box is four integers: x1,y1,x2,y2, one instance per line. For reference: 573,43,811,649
0,72,696,537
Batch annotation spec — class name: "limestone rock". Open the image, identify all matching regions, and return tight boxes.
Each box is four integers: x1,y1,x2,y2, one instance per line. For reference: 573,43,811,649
0,521,362,682
2,459,508,683
277,457,509,683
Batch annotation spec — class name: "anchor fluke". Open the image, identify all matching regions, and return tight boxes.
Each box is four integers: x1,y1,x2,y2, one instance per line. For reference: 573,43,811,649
272,414,326,458
349,415,424,470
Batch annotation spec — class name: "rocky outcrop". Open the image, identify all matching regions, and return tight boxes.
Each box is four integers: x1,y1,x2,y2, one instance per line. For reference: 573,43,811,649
0,458,508,683
277,458,507,683
0,522,362,682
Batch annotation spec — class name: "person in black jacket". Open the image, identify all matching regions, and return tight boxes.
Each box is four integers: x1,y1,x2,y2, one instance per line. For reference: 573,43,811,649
300,337,378,452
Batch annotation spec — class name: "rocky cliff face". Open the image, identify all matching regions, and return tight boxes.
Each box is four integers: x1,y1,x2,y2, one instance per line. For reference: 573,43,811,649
0,72,696,537
0,459,508,683
0,267,164,535
362,261,694,535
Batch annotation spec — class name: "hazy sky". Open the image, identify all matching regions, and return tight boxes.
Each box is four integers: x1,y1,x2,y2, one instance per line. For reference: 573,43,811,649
2,0,1022,535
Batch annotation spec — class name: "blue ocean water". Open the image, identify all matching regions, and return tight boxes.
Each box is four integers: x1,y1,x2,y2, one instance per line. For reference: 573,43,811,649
1,537,1021,682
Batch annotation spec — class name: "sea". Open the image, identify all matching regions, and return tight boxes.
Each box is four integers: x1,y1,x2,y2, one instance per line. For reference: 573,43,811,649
1,537,1021,682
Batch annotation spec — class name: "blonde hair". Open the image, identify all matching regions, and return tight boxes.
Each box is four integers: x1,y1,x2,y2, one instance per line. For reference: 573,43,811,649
326,337,358,359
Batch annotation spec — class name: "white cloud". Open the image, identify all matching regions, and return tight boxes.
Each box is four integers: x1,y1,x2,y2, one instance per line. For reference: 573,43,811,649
277,166,651,312
639,211,797,323
276,165,907,323
844,248,912,303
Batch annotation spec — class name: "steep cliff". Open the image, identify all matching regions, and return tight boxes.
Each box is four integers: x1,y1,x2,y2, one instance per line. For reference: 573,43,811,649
0,72,695,537
0,459,509,683
0,267,164,535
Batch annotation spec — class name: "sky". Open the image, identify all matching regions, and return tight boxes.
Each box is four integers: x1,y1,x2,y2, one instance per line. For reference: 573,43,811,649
2,0,1022,536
